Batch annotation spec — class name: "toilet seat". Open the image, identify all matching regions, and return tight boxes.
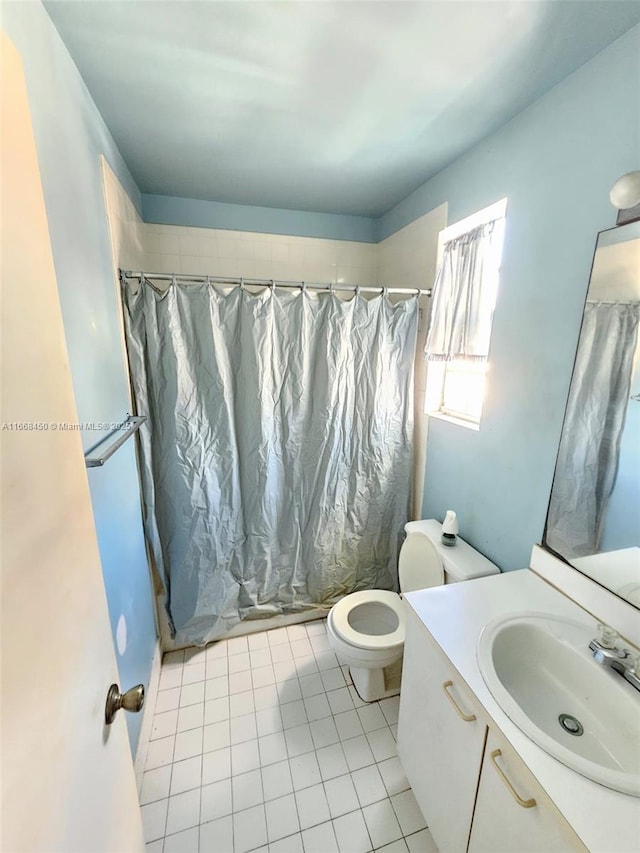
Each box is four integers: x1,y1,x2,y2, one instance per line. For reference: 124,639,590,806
330,590,405,651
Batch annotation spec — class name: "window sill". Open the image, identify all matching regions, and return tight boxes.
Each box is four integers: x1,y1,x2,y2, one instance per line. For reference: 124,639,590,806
426,410,480,431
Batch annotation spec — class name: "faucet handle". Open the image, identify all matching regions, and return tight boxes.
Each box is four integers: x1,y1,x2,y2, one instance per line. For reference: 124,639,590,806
597,623,618,649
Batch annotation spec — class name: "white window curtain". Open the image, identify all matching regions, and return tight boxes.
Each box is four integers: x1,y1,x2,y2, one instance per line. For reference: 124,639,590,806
425,221,498,362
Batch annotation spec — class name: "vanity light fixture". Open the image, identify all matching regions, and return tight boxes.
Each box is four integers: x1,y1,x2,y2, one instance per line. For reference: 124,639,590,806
610,171,640,210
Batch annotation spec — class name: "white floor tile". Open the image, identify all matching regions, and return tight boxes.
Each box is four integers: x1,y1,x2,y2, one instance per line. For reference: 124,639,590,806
324,774,360,819
309,635,331,655
205,675,229,700
250,648,272,669
294,656,319,677
367,728,397,762
177,702,204,733
289,751,321,790
140,766,172,805
309,716,339,749
206,657,228,680
170,755,202,795
232,739,261,774
140,799,168,843
206,641,227,661
379,697,400,726
229,671,253,694
362,799,403,849
320,668,346,692
145,840,163,853
342,735,376,771
203,720,231,753
316,742,348,781
165,788,201,836
230,691,256,717
232,768,264,811
145,735,175,770
164,650,185,667
256,706,283,737
229,652,251,673
205,697,230,724
327,687,354,715
281,700,308,729
184,648,207,667
334,709,365,741
248,632,269,651
277,679,302,703
299,673,324,698
405,827,439,853
390,790,427,836
155,687,180,714
304,694,332,722
357,704,387,733
180,681,205,707
261,759,294,801
199,815,233,853
267,627,290,646
227,636,249,655
269,831,304,853
159,667,182,691
270,643,294,663
259,732,289,765
284,723,313,758
163,826,199,853
305,619,327,637
230,711,258,745
265,793,300,842
182,663,206,685
201,778,233,822
315,651,340,671
333,809,372,853
295,783,331,830
286,624,308,642
377,757,410,797
349,685,369,708
202,746,231,784
351,765,387,807
301,820,338,853
376,839,409,853
151,710,178,740
233,804,268,853
290,638,313,658
254,684,280,709
252,665,277,688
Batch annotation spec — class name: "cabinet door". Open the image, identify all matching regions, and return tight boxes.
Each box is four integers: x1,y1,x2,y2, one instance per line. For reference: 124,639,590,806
398,606,487,853
468,731,587,853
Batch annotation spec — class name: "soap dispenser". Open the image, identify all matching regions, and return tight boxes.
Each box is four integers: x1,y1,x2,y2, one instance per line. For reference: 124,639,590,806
441,510,458,547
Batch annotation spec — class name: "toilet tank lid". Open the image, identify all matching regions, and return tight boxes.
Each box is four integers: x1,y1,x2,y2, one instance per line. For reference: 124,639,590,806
404,519,500,581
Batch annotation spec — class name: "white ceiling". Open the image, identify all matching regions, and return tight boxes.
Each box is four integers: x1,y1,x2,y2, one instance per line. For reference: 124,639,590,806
44,1,640,217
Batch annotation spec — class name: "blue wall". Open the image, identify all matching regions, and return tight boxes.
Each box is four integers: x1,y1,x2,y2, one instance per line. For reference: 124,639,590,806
3,2,157,752
143,193,377,243
378,25,640,571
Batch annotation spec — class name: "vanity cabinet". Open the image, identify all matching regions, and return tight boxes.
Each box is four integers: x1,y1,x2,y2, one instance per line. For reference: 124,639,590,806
397,606,487,852
398,604,587,853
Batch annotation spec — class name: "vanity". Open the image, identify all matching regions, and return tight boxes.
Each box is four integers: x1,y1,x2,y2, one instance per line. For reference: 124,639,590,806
397,565,640,852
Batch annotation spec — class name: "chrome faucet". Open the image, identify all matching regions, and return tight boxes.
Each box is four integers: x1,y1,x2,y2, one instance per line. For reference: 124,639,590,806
589,624,640,693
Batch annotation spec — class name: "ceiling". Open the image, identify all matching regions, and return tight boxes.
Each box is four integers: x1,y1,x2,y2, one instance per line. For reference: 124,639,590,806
44,1,640,218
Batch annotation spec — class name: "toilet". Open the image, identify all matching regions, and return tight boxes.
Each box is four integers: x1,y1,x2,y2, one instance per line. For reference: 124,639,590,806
327,518,500,701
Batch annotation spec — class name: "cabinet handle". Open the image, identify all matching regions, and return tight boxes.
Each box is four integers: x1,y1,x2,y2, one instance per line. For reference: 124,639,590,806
442,680,476,722
490,749,537,809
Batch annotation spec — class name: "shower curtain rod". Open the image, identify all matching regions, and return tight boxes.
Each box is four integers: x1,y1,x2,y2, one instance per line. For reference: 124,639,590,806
120,270,432,297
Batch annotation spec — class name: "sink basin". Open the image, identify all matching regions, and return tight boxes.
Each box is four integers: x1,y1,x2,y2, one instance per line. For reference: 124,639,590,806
477,612,640,796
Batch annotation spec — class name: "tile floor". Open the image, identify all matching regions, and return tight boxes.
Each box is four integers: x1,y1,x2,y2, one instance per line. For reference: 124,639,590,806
140,619,439,853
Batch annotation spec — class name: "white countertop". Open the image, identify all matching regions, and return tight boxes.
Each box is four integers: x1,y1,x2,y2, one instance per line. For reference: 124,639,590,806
405,569,640,853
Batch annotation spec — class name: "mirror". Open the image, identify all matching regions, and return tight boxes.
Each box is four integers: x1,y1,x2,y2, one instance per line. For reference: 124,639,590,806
544,220,640,608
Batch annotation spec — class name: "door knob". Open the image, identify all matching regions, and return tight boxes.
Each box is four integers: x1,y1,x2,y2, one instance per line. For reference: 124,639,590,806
105,683,145,725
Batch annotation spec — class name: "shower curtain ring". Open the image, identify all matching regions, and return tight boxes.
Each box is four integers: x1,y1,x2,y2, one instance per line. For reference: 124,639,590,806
171,275,177,288
330,282,335,295
239,277,245,291
383,287,389,299
355,286,361,298
301,281,307,294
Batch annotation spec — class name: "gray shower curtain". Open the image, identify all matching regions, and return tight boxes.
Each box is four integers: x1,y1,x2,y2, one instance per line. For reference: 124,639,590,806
123,279,418,645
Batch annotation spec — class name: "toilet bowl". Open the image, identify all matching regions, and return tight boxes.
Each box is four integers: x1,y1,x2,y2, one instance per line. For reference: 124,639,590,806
327,518,500,701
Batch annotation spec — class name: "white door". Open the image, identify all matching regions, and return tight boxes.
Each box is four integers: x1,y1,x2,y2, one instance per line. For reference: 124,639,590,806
0,31,144,853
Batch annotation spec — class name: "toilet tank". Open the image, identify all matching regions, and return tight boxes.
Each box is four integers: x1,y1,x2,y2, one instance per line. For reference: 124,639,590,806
404,519,500,583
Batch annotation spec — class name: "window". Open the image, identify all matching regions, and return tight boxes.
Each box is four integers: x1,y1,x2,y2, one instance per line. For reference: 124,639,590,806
424,199,507,427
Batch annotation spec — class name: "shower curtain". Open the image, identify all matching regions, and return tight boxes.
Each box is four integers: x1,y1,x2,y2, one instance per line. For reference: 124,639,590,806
123,279,418,645
546,301,640,558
